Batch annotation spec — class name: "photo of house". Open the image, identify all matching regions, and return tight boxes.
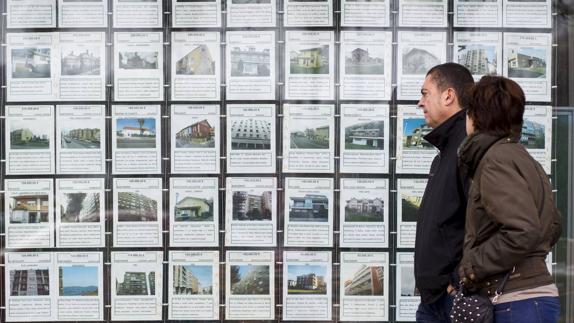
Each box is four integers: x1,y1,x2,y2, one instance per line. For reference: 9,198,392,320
290,45,329,74
289,194,329,222
9,195,50,224
287,265,327,294
401,194,421,222
60,192,100,223
230,119,271,150
402,47,440,75
345,46,384,75
116,118,156,149
176,119,215,148
10,119,50,150
232,191,272,220
118,51,158,69
173,265,213,295
176,45,215,75
174,194,213,221
520,120,545,149
345,197,384,222
12,48,51,78
507,47,546,78
229,265,270,295
10,269,50,296
290,119,330,149
61,48,101,76
344,121,384,150
343,264,384,296
402,119,433,149
457,45,497,75
59,266,98,296
117,192,158,222
230,46,271,77
115,271,155,296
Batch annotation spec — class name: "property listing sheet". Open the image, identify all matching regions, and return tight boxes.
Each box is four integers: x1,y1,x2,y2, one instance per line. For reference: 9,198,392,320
396,105,438,174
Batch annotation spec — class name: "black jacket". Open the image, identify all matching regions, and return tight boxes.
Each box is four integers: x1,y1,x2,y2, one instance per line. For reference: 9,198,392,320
414,109,469,304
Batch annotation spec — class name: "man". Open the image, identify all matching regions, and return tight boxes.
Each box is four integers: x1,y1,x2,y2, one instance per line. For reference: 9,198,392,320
414,63,474,322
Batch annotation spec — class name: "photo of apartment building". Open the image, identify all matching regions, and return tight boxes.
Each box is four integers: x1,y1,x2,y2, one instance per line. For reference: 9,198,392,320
232,191,272,220
117,192,158,222
344,265,384,296
9,195,50,224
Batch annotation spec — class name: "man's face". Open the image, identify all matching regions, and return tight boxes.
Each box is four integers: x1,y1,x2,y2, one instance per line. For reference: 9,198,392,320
417,75,448,129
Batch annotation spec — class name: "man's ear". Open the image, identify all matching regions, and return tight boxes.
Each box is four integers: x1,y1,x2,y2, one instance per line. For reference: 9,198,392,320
443,88,457,106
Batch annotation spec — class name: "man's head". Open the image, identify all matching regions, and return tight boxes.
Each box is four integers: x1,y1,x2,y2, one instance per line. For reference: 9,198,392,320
417,63,474,128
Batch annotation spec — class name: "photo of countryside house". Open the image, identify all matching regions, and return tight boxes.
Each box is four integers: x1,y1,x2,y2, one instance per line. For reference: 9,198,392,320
117,192,158,222
174,195,213,221
345,47,384,75
11,127,50,149
403,119,433,149
290,45,329,74
402,47,440,75
12,48,51,78
116,271,155,296
290,125,330,149
59,266,98,296
230,46,271,77
230,265,270,295
232,191,272,220
62,127,100,149
345,121,384,150
61,193,100,223
457,45,497,75
119,51,158,69
10,269,50,296
401,194,422,222
116,118,156,149
345,197,384,222
173,265,213,295
520,120,545,149
176,45,215,75
231,119,271,150
61,49,101,76
287,265,327,295
344,265,384,296
176,119,215,148
9,195,50,224
507,48,546,78
289,194,329,222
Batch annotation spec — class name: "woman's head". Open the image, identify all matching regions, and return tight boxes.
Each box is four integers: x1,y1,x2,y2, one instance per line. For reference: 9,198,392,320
466,76,525,137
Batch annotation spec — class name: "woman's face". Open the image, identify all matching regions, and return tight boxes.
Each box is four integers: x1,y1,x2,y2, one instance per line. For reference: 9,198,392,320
466,114,475,135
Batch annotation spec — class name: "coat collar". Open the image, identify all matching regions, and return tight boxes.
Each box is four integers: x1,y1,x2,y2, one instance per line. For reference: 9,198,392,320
457,133,514,179
423,109,466,151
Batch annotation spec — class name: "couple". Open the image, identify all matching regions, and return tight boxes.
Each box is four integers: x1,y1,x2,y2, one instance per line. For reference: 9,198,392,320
414,63,562,323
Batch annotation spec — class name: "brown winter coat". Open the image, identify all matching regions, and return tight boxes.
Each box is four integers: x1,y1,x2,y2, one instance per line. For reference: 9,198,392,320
458,134,562,297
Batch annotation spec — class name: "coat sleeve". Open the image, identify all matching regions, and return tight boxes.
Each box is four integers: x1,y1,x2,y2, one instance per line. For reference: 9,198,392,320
465,157,543,280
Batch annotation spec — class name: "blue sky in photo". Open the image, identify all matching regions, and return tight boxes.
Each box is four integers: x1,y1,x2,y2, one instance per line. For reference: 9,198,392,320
61,266,98,287
403,118,426,135
117,118,156,133
182,265,212,287
287,265,327,280
517,47,546,60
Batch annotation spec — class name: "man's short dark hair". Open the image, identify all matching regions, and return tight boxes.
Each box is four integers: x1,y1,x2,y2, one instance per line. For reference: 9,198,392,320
426,63,474,108
468,75,525,137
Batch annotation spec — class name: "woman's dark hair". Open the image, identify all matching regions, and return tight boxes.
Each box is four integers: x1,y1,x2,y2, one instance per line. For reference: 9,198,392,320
467,75,525,137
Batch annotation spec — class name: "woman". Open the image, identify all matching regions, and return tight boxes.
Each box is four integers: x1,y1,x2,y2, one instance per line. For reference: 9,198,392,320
457,75,562,323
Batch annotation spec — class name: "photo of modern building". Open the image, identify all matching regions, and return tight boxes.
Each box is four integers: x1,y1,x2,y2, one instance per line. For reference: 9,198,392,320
10,269,50,296
345,46,384,75
344,121,384,150
9,195,50,224
287,265,327,294
230,265,270,295
232,191,272,220
116,271,155,296
12,48,51,78
116,118,156,149
345,197,384,222
520,120,545,149
290,45,329,74
176,45,215,75
457,45,497,75
230,46,271,77
118,51,158,69
290,122,330,149
61,49,101,76
173,265,213,295
61,192,100,223
61,127,101,149
230,119,271,150
507,47,546,78
343,265,384,296
402,119,433,149
117,192,158,222
59,266,98,296
289,194,329,222
10,120,50,150
400,265,418,296
401,194,421,222
176,119,215,148
402,47,440,75
174,195,213,221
